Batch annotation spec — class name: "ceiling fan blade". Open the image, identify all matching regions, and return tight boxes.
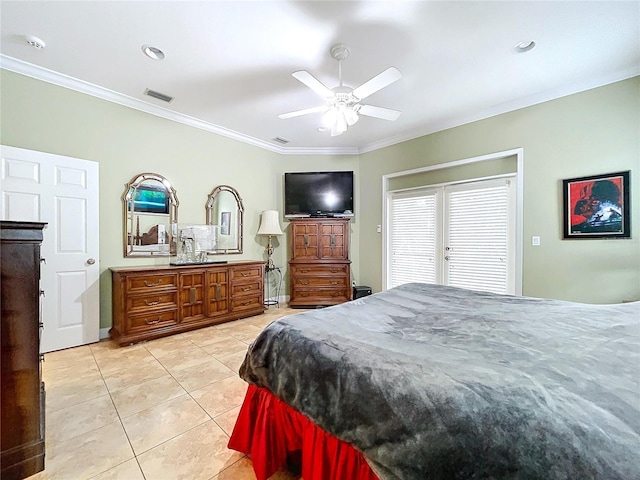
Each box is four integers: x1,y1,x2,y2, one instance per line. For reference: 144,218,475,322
278,105,329,119
292,71,333,98
352,67,402,100
358,104,402,121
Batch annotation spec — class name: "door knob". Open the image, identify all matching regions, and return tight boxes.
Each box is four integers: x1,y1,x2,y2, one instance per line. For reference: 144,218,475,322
87,258,96,265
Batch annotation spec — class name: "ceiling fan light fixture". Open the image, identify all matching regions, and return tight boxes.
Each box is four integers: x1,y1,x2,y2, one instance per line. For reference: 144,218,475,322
281,42,402,136
344,107,359,126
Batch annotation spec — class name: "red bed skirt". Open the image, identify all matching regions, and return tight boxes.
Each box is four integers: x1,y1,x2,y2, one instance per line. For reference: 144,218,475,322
228,384,380,480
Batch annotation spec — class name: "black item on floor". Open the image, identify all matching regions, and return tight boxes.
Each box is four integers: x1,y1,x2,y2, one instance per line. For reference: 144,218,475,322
353,285,372,299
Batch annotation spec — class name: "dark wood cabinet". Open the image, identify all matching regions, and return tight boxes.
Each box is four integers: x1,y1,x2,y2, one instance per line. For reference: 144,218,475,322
288,218,351,307
1,221,46,480
110,261,265,346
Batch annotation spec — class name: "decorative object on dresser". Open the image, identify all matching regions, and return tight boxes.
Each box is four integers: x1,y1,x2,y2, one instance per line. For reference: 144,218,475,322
1,221,47,480
256,210,283,271
288,217,351,307
110,260,265,346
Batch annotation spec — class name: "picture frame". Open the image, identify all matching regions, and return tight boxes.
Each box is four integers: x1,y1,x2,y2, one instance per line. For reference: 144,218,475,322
220,211,231,235
562,170,631,239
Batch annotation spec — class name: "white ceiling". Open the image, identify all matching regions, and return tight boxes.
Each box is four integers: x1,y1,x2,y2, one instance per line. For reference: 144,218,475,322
1,1,639,154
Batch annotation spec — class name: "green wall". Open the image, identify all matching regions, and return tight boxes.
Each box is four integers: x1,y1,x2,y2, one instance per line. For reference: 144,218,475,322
1,70,638,336
359,76,640,304
0,70,359,330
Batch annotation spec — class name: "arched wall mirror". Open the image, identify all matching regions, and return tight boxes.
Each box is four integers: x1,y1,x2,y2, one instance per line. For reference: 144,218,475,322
123,172,179,257
205,185,244,254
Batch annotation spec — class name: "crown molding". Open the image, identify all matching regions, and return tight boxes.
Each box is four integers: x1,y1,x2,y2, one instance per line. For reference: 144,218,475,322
2,55,638,157
357,66,640,154
0,55,287,153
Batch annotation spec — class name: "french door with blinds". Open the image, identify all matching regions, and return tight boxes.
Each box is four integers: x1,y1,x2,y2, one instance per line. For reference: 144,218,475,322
388,176,516,294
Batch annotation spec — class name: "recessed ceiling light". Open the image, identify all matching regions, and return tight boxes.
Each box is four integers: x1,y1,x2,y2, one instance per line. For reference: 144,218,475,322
25,35,46,50
142,45,165,60
514,40,536,53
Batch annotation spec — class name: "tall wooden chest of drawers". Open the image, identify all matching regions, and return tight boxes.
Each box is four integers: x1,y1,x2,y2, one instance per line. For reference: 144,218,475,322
110,260,265,346
288,218,351,307
1,221,46,480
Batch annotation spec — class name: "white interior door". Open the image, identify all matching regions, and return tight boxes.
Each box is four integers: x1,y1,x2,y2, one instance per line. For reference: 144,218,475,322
1,145,99,352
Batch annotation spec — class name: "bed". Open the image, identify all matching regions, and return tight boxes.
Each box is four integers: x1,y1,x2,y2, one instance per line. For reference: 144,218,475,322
228,283,640,480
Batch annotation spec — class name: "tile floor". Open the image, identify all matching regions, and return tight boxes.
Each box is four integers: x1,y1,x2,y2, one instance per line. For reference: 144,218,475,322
28,306,304,480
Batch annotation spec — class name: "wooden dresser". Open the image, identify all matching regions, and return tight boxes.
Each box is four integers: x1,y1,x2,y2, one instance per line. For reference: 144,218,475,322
1,221,46,480
288,217,351,307
110,260,265,346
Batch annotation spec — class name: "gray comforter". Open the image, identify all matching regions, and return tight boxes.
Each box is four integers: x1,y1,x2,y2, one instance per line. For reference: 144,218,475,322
239,283,640,479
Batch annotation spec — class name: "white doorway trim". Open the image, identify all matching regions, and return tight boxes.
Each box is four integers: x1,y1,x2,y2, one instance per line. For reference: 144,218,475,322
381,148,524,294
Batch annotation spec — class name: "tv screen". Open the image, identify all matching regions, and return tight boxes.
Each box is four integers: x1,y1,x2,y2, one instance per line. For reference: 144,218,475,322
130,184,170,215
285,171,354,217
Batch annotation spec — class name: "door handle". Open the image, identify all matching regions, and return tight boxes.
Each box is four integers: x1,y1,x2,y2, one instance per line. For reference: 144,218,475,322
87,258,96,265
303,234,309,247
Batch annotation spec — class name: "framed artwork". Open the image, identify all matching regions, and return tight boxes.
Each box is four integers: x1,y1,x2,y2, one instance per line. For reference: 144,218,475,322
563,170,631,239
220,211,231,235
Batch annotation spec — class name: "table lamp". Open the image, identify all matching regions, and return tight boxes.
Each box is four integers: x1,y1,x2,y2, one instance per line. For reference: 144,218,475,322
257,210,283,270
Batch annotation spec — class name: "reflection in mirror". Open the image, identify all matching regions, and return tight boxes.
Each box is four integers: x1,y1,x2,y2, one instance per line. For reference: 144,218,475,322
123,173,178,257
205,185,244,254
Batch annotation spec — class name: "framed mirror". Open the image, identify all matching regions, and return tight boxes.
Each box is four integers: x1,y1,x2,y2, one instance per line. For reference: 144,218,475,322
205,185,244,254
123,172,178,257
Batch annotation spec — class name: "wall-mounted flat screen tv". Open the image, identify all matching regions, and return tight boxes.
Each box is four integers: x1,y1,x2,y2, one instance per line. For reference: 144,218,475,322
131,184,170,215
284,171,354,217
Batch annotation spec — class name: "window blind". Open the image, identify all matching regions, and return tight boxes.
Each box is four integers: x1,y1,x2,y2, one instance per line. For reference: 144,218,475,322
389,190,437,288
444,179,512,294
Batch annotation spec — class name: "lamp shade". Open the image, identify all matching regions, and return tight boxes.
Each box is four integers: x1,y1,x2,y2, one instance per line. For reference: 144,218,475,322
257,210,283,236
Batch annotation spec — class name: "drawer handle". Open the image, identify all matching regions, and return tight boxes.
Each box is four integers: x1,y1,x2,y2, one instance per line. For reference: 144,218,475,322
300,280,309,285
300,269,310,273
144,280,161,287
331,292,341,297
330,268,339,273
144,299,160,306
146,319,161,325
241,272,250,277
242,287,252,291
330,281,338,285
242,301,251,306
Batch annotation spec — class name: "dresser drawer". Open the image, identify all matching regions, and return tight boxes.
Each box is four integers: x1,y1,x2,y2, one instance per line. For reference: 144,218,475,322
293,276,348,287
126,292,178,314
126,309,178,333
231,282,262,296
127,273,178,292
231,294,263,312
230,265,262,283
291,287,350,303
290,264,349,277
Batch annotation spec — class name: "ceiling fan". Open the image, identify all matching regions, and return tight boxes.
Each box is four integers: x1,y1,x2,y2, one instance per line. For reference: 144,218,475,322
279,44,402,136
